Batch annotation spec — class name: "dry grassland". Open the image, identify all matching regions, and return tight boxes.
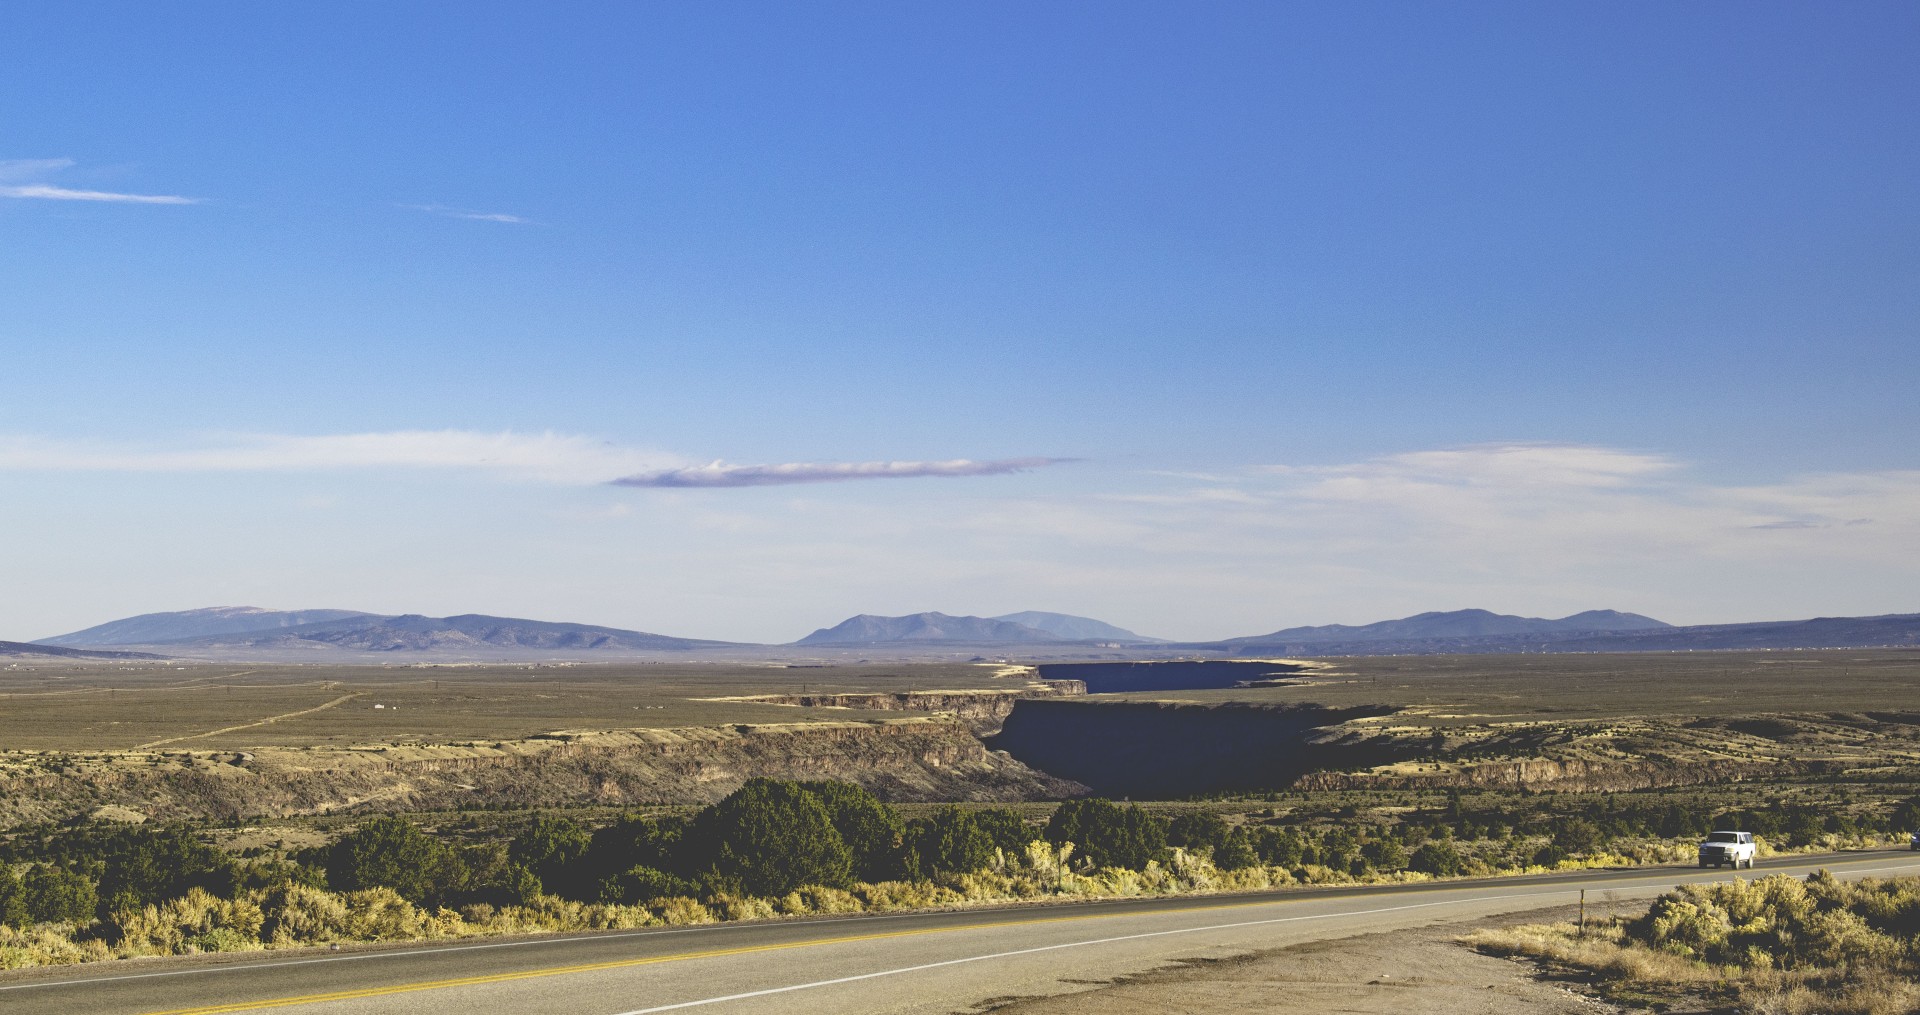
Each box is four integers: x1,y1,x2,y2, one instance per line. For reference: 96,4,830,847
0,662,1020,752
1086,649,1920,722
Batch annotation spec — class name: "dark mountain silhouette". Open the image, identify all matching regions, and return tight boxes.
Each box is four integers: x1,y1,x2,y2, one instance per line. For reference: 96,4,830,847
991,611,1162,643
1232,608,1670,645
30,604,1919,658
39,607,379,646
38,610,729,653
0,640,164,660
1210,611,1918,655
795,613,1062,646
242,614,727,652
1537,613,1920,652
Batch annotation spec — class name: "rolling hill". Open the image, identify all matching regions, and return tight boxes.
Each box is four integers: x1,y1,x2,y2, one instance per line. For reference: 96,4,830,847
795,613,1063,646
1210,610,1919,655
991,611,1162,643
39,607,378,647
0,640,165,660
36,610,731,653
1233,608,1671,645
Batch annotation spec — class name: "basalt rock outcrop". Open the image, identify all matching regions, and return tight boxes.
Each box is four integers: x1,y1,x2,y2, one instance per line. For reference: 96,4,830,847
717,681,1086,733
986,698,1920,797
988,699,1405,798
0,718,1085,826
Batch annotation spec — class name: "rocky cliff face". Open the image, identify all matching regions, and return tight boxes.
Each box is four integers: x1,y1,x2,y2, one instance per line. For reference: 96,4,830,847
987,699,1918,797
989,699,1405,798
1292,756,1821,793
0,718,1086,826
719,681,1086,732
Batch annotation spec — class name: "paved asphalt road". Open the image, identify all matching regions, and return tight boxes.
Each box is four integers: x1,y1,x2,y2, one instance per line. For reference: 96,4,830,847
8,850,1919,1015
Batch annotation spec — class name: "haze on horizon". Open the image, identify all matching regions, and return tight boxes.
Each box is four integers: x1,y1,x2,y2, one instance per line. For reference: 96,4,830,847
2,2,1915,644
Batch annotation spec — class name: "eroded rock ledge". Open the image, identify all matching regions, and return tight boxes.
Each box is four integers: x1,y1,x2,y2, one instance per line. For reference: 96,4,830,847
707,680,1086,732
0,718,1086,826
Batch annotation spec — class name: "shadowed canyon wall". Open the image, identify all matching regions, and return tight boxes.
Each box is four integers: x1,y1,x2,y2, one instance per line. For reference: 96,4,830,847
989,699,1404,798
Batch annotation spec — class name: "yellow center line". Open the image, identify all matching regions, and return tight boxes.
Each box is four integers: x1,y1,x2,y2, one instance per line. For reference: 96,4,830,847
138,894,1308,1015
133,857,1910,1015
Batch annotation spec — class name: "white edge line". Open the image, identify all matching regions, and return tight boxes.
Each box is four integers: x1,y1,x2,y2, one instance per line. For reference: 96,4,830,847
611,859,1920,1015
4,856,1915,996
0,918,860,993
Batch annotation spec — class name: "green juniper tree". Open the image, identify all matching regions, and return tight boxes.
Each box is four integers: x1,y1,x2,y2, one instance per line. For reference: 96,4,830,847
905,806,994,878
800,782,906,882
690,779,854,896
1046,799,1167,870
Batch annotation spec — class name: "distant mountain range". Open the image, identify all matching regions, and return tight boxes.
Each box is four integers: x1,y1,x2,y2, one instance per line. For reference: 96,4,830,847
0,640,164,660
33,606,1159,654
44,607,380,647
1230,608,1671,645
1506,613,1920,653
794,611,1159,646
24,605,1920,658
990,612,1161,643
795,613,1063,646
36,608,729,653
1206,609,1920,655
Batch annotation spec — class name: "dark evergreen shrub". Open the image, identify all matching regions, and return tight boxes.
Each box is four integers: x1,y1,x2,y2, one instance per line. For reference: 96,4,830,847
325,816,459,905
905,806,994,878
688,779,853,897
800,782,905,882
1046,799,1167,870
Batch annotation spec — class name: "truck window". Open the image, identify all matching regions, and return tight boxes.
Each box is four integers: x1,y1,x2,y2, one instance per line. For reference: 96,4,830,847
1707,832,1740,843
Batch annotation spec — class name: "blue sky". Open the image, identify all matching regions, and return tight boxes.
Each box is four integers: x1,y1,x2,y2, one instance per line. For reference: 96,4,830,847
3,2,1916,642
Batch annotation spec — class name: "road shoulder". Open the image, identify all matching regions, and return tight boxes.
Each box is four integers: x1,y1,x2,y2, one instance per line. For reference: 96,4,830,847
972,904,1622,1015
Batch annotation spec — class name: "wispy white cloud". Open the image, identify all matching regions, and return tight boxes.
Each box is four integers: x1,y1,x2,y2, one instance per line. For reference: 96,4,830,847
0,431,677,485
0,159,72,182
901,443,1920,633
5,439,1915,642
1261,444,1917,550
0,433,1069,490
0,158,196,204
610,457,1071,488
1262,443,1677,488
1108,444,1920,563
403,203,532,224
0,183,196,205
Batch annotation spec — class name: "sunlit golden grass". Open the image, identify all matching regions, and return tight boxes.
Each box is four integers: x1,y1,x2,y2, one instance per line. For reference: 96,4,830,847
1467,872,1920,1015
0,844,1340,968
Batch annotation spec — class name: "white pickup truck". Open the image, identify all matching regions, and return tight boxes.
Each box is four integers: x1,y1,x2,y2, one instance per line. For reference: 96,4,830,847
1698,830,1757,869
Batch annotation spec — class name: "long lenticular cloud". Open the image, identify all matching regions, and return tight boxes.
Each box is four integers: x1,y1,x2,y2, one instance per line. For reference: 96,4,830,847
0,183,196,204
402,203,532,224
0,159,196,204
610,457,1071,489
0,433,1073,489
0,431,675,485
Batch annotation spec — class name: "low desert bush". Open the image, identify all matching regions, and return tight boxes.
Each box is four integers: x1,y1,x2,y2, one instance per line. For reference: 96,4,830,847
25,804,1864,973
1469,872,1920,1015
652,895,711,926
0,923,113,968
114,887,265,955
